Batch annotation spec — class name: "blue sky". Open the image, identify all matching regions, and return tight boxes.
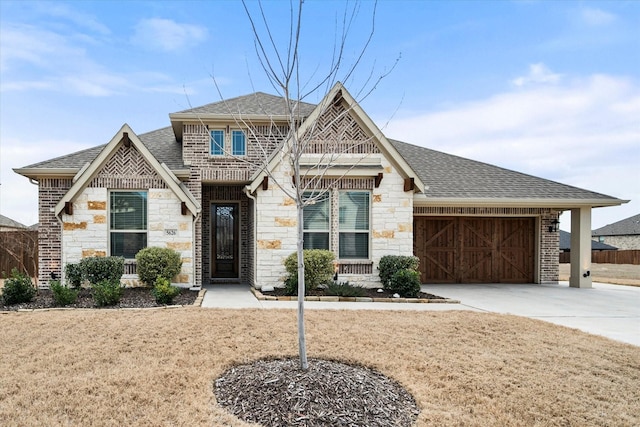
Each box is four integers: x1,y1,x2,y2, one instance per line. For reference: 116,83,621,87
1,0,638,231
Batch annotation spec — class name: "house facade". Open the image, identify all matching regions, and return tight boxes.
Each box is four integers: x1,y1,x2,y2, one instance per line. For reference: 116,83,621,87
592,214,640,250
15,83,626,290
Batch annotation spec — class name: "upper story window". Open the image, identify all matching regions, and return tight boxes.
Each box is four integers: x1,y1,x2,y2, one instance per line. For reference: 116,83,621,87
110,191,147,259
302,192,330,250
232,130,246,156
338,191,370,259
210,130,224,156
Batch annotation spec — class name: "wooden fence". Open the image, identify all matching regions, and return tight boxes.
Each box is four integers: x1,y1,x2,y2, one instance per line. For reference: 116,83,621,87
559,250,640,265
0,231,38,277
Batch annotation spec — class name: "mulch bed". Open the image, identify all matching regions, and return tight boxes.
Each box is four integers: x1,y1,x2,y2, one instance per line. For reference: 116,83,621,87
0,287,198,311
215,357,420,426
263,287,445,300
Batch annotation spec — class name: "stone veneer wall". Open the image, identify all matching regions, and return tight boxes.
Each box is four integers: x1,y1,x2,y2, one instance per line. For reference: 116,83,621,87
253,155,414,290
61,187,194,286
37,178,73,287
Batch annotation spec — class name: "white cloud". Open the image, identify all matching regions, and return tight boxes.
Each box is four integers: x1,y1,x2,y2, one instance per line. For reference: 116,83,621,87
580,7,616,27
512,63,562,87
0,24,193,97
36,2,111,35
384,72,640,229
0,139,94,226
131,18,208,52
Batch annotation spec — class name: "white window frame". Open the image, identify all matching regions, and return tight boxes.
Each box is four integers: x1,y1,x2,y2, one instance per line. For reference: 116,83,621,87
210,129,225,156
231,129,247,156
302,191,331,251
337,190,371,260
109,190,148,259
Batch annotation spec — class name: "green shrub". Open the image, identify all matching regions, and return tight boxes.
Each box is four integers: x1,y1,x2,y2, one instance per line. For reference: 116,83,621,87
388,268,421,298
283,249,335,295
80,256,124,286
151,277,181,305
284,275,299,296
325,281,367,297
64,263,83,289
1,268,36,305
92,280,123,307
135,247,182,286
378,255,419,288
50,280,78,306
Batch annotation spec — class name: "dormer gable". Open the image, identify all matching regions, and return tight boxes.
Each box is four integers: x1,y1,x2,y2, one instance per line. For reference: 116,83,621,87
54,124,200,217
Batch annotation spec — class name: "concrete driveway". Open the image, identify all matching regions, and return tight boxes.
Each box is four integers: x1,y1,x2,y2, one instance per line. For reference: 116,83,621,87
202,281,640,347
425,281,640,347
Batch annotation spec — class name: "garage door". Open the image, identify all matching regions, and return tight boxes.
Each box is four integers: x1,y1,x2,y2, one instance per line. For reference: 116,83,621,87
414,217,535,283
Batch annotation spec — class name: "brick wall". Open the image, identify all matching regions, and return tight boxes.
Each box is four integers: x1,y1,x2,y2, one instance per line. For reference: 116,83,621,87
37,178,72,287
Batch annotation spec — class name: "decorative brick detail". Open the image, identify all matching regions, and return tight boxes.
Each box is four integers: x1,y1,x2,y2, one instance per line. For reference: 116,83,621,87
275,217,296,227
300,177,374,190
282,197,295,206
82,249,106,257
373,230,395,239
302,101,379,154
90,144,167,189
167,242,192,251
93,215,106,224
88,201,106,210
258,240,282,249
63,222,87,230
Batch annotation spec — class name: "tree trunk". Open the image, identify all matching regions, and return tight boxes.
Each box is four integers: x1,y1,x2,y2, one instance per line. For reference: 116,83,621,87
296,202,308,370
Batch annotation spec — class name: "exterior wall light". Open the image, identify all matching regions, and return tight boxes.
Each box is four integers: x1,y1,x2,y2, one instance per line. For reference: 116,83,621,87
548,219,560,233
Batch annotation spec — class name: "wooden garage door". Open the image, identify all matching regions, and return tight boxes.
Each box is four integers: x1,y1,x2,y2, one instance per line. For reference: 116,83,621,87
414,217,535,283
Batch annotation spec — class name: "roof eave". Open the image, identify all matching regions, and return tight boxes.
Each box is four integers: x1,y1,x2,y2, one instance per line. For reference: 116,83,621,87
413,195,629,209
13,168,78,179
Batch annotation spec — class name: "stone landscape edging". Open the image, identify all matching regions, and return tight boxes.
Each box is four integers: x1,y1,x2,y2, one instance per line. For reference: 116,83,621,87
1,289,207,312
250,287,460,304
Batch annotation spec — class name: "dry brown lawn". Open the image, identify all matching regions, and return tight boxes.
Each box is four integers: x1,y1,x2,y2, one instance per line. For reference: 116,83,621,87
1,308,639,426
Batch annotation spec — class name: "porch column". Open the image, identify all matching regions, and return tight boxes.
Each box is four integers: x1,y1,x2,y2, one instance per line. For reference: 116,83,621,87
569,207,592,288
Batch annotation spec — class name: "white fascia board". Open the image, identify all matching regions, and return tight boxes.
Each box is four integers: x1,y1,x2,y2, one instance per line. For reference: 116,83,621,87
13,168,78,179
413,195,629,209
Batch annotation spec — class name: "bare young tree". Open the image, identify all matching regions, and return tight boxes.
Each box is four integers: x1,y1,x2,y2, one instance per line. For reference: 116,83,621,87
204,0,395,370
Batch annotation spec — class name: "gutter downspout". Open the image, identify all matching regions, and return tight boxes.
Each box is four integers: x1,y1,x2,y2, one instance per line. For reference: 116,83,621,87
243,185,257,289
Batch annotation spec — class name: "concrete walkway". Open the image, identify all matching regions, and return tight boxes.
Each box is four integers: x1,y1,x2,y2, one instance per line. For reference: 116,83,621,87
201,282,640,347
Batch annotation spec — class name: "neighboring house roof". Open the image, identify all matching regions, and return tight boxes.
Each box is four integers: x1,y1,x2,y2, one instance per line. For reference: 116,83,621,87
559,230,617,251
390,139,624,207
592,213,640,236
0,214,27,229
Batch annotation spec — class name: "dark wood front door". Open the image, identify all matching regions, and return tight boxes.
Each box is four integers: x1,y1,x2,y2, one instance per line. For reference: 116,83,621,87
414,217,535,283
211,204,239,278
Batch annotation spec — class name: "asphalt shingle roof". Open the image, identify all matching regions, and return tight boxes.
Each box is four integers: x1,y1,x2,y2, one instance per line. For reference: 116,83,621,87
0,214,27,229
389,139,618,200
14,93,623,204
592,214,640,236
20,127,184,170
174,92,317,117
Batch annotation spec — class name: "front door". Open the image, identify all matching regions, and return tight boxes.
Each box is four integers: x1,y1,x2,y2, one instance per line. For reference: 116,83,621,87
211,203,239,278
